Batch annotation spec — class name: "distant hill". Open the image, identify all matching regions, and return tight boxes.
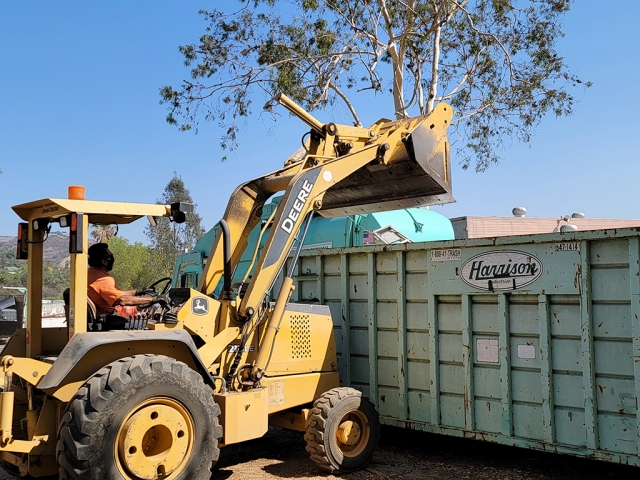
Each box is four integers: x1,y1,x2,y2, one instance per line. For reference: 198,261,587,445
0,232,73,266
0,237,13,251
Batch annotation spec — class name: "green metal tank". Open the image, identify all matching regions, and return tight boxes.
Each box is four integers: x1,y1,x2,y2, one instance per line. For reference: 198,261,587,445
172,196,454,293
282,227,640,468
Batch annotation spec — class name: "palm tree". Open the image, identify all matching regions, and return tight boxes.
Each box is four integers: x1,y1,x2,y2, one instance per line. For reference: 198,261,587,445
90,225,117,243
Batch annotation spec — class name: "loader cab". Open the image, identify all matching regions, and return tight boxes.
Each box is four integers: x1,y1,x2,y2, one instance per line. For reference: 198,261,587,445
9,190,190,360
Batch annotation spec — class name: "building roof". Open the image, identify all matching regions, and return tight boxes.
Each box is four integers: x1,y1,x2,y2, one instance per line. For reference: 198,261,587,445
450,216,640,239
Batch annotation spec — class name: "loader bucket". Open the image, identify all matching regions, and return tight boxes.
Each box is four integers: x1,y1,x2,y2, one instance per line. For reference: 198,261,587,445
319,103,455,218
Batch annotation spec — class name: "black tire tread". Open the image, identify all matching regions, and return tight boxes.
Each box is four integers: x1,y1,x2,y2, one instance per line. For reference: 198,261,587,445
304,386,379,473
56,354,222,480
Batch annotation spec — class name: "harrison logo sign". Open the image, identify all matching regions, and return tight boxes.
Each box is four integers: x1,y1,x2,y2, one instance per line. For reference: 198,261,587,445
460,250,543,291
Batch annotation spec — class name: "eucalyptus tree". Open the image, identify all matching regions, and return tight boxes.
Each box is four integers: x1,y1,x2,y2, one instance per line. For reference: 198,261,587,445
145,172,205,277
161,0,588,171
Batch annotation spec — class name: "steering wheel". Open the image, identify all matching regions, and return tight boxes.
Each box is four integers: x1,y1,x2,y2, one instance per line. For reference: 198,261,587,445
136,277,173,314
143,277,173,296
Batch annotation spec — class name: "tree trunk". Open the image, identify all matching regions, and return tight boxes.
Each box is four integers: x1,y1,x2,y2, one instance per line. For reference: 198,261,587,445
391,44,406,119
426,23,442,115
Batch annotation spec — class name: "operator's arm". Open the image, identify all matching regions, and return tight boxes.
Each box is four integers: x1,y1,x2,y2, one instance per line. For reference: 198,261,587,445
113,294,155,307
90,277,159,310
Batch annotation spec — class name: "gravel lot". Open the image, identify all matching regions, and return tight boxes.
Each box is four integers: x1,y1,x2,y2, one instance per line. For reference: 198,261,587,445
0,425,637,479
214,426,637,480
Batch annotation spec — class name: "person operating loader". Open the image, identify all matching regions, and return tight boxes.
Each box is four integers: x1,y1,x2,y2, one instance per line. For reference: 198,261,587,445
87,242,168,329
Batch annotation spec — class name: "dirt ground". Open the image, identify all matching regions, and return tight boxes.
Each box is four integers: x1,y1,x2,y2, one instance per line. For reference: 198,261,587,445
211,426,636,480
0,425,637,479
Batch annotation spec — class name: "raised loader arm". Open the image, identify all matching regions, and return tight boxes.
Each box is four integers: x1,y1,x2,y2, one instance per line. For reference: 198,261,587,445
198,94,454,379
197,159,303,299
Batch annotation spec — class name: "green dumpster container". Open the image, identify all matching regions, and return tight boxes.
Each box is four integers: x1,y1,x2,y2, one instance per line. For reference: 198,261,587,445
280,227,640,466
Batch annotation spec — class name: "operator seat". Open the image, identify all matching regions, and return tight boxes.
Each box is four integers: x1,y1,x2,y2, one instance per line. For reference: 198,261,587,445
87,297,97,325
63,289,122,331
87,298,128,331
63,288,70,324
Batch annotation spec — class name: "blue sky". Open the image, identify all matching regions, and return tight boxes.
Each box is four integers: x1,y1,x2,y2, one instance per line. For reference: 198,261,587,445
1,2,638,243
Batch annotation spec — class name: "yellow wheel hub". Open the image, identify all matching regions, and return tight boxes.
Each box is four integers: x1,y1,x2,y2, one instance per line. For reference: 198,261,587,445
116,398,194,480
337,420,361,446
335,411,370,458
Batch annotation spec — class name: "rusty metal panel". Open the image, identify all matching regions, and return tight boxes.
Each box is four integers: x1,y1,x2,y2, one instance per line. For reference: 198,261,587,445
405,273,428,301
298,278,318,302
322,255,342,274
513,403,543,440
440,392,465,428
298,255,317,273
323,273,342,300
440,363,464,395
349,274,369,302
474,399,502,433
377,331,399,360
291,227,640,467
377,386,401,418
324,301,341,329
349,301,369,328
376,251,398,273
348,253,368,274
349,327,369,356
376,302,398,330
406,250,429,271
407,390,432,423
406,302,427,330
406,359,430,391
407,332,430,361
350,356,370,386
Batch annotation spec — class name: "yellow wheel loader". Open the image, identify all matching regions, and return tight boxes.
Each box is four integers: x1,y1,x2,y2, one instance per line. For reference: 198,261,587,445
0,93,454,479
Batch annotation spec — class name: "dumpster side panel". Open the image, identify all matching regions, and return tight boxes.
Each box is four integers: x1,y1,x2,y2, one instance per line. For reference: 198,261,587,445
294,228,640,466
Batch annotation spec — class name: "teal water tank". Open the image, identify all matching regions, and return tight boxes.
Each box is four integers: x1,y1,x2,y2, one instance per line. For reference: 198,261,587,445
173,199,453,291
356,207,454,245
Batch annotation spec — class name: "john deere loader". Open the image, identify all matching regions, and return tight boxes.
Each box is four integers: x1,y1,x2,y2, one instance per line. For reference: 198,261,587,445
0,93,454,479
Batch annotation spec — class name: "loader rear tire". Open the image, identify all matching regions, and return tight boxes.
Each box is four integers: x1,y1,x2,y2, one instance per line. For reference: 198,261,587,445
56,354,222,480
304,387,380,473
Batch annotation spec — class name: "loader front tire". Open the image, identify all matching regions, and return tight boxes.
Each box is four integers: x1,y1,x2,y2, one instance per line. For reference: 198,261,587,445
304,387,380,473
56,355,222,480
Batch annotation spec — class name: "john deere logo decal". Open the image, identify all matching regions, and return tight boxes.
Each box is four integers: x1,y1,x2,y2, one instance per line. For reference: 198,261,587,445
460,250,543,291
191,297,209,315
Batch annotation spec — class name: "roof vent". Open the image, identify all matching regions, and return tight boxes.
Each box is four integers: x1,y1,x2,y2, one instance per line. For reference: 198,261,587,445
560,224,579,233
571,212,585,219
512,206,527,217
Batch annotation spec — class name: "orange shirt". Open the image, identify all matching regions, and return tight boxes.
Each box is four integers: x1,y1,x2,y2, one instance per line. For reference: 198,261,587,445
115,305,139,317
88,267,123,315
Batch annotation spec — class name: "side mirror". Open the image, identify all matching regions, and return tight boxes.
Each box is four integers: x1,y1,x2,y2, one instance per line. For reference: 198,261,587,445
32,218,51,232
172,211,186,224
171,202,194,224
16,223,28,260
69,213,84,254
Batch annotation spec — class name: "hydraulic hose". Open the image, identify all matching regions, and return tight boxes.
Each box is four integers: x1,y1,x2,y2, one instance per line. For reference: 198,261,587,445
219,219,232,300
